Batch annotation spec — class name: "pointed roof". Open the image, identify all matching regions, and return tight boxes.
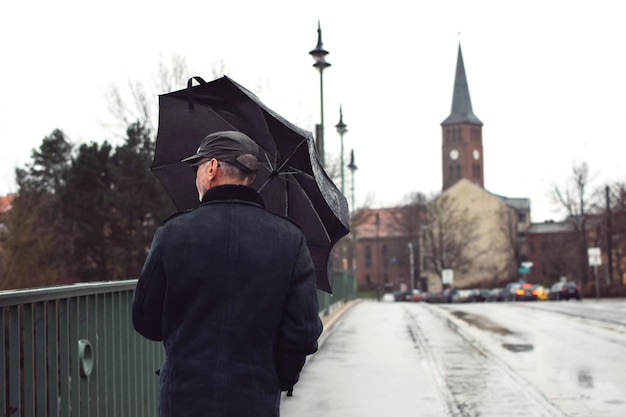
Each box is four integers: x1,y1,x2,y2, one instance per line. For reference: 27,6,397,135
441,43,483,126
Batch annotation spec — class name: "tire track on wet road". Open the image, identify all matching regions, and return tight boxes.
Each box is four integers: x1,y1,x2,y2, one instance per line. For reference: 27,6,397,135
406,303,569,417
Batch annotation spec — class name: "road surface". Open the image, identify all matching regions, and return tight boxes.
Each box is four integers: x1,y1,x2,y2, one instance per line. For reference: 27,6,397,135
280,299,626,417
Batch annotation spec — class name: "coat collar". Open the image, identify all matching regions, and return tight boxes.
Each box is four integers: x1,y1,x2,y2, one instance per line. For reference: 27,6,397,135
200,184,265,208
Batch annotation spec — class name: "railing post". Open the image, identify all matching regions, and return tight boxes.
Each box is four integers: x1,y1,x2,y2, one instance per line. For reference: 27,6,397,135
46,300,59,417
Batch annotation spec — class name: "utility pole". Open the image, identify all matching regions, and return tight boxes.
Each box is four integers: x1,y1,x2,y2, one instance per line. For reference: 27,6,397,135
408,242,415,291
375,212,381,301
606,185,614,283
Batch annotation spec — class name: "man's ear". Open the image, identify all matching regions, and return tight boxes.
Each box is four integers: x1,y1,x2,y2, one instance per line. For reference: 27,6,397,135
206,159,218,178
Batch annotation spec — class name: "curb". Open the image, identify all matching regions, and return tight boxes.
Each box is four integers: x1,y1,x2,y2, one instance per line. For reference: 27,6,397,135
317,298,362,348
281,298,361,400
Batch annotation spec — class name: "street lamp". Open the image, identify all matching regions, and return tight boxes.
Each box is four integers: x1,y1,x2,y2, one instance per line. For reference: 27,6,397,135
335,106,347,194
347,150,358,284
408,242,415,291
375,212,381,301
347,149,357,215
309,20,331,167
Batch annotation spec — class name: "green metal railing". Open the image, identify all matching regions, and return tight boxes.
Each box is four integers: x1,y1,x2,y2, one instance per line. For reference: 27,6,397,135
0,273,356,417
0,281,163,417
318,270,357,316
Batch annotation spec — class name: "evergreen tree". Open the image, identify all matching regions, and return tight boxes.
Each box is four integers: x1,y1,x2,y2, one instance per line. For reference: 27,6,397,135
108,122,176,280
0,130,74,289
62,141,114,282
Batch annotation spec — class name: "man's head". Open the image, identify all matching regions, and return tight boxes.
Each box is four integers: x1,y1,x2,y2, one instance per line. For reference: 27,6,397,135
181,131,259,200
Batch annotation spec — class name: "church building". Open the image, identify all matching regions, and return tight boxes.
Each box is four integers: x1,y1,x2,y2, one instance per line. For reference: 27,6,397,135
430,42,530,289
441,44,484,191
352,42,531,293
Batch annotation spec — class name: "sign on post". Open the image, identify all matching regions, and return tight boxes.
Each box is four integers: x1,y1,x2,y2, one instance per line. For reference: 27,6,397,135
588,247,602,266
442,269,454,285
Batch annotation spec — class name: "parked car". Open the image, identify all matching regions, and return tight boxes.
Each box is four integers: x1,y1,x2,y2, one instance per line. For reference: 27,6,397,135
392,289,420,302
427,291,446,303
420,291,433,303
486,288,504,302
382,293,395,302
504,282,537,301
473,288,490,302
393,290,410,301
443,288,458,303
531,284,550,301
503,282,521,301
548,281,581,300
452,289,476,303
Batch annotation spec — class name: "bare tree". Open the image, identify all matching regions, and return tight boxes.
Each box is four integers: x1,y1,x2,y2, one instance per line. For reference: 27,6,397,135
553,162,597,217
101,53,230,140
593,182,626,287
609,183,626,286
551,161,599,288
386,192,428,287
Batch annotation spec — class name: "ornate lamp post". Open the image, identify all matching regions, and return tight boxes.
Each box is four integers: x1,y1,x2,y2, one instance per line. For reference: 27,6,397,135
347,148,358,285
408,242,415,291
309,21,331,167
375,212,381,301
335,106,347,194
347,149,357,215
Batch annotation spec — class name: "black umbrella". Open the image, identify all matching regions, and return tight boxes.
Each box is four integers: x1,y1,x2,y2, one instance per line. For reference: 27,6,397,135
151,75,350,293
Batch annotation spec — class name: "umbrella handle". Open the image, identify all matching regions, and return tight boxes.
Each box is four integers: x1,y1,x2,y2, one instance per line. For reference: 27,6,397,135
186,76,207,112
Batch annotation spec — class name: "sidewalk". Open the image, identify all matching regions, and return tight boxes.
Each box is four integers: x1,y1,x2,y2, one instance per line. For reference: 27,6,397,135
280,300,449,417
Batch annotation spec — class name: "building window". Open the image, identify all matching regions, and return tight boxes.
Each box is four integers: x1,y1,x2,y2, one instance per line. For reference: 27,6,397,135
471,127,480,141
472,164,481,179
518,213,527,223
365,245,372,268
455,165,461,179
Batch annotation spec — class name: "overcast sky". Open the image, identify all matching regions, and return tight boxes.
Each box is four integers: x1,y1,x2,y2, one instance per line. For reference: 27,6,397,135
1,0,625,223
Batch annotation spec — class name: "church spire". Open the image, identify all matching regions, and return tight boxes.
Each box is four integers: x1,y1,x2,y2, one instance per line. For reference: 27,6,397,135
441,42,482,126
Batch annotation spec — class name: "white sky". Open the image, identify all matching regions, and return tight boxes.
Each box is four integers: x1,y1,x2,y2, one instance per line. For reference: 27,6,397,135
1,0,625,223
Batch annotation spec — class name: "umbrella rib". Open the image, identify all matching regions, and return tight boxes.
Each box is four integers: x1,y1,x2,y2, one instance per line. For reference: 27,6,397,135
257,138,309,193
292,180,332,242
276,169,314,180
275,138,307,173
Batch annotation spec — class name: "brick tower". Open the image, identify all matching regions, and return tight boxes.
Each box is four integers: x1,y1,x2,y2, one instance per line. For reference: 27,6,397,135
441,43,484,190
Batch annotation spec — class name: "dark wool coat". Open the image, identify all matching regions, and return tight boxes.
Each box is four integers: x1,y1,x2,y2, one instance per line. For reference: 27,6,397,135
132,185,323,417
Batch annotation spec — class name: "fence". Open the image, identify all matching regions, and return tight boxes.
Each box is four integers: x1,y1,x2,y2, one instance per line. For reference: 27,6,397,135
0,281,162,417
318,270,357,316
0,273,356,417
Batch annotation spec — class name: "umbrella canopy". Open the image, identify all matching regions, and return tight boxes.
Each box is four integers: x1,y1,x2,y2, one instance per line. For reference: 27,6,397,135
151,75,350,293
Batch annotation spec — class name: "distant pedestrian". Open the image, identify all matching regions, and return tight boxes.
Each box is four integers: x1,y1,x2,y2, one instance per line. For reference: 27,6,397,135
132,130,323,416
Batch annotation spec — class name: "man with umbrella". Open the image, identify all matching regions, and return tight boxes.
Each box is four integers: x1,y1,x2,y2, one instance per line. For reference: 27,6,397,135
132,130,323,416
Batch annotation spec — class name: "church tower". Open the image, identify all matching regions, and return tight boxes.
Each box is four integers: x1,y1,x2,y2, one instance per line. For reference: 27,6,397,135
441,43,484,191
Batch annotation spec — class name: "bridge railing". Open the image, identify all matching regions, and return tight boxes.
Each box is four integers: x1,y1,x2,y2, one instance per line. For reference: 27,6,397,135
0,272,356,417
318,270,357,316
0,280,163,417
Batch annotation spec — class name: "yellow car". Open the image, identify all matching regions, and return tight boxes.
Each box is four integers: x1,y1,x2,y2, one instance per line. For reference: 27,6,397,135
531,284,550,301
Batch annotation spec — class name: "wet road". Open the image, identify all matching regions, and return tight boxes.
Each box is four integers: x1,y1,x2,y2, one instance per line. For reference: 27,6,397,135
280,299,626,417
